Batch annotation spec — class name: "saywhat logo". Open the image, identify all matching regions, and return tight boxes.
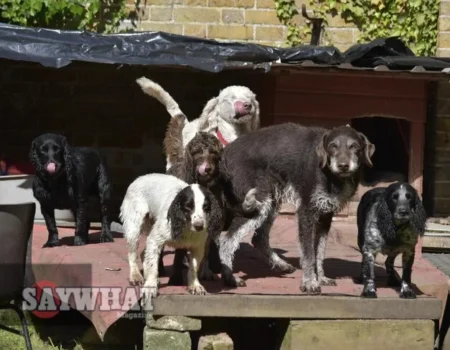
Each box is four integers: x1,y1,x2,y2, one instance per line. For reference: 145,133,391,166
22,280,153,319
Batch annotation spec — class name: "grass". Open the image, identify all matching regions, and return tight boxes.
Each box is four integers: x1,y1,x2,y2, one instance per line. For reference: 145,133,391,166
0,309,83,350
0,306,145,350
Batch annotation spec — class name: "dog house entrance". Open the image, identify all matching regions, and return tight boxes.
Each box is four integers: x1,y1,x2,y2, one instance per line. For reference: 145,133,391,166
351,116,410,188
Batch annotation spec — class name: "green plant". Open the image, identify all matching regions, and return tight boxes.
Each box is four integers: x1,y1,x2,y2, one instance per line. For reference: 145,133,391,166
274,0,440,55
0,0,128,33
310,0,440,55
274,0,303,46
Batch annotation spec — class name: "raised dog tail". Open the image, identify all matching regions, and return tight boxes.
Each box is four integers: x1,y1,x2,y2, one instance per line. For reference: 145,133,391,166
164,114,186,167
136,76,185,119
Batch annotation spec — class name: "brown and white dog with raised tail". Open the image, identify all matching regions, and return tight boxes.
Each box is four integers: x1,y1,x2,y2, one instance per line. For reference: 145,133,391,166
136,77,260,171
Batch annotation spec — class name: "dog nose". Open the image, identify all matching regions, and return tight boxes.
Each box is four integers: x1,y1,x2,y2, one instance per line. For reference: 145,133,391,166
398,209,409,216
193,223,204,231
204,165,212,174
243,102,251,110
338,163,349,172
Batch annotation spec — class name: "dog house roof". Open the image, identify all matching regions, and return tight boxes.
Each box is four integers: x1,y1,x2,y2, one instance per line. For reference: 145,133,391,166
1,22,450,78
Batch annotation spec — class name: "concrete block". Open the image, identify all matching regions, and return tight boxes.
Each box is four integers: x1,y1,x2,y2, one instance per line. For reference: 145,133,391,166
286,320,435,350
198,333,234,350
144,327,191,350
147,315,202,331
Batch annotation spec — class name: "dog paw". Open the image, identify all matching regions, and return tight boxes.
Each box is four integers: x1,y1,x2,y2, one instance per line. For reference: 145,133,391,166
188,284,207,295
277,263,296,274
129,272,144,286
319,277,337,286
140,285,158,309
387,276,401,287
168,274,184,286
300,279,321,294
99,232,114,243
222,274,246,287
73,236,88,246
361,286,377,298
200,268,219,281
42,237,60,248
400,285,416,299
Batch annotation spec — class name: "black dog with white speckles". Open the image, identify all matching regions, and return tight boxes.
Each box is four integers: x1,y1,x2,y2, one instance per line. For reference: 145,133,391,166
357,182,427,299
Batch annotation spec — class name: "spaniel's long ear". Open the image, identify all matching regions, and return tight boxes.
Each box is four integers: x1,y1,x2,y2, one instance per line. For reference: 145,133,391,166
250,96,260,131
167,190,187,239
411,190,427,236
182,147,196,184
29,138,42,173
206,190,223,240
316,132,328,169
358,132,375,168
377,192,397,240
61,135,75,192
198,96,219,132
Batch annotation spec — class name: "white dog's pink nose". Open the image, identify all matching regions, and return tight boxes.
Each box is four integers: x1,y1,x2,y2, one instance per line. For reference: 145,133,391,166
46,162,56,173
234,101,251,117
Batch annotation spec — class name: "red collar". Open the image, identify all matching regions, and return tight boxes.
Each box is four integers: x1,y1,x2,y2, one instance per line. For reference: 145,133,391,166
216,129,229,146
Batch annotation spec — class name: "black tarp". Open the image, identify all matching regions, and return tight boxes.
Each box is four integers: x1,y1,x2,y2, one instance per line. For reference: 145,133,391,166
0,22,450,72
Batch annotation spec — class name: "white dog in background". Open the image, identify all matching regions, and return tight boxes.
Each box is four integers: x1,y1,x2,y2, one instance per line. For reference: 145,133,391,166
136,76,260,170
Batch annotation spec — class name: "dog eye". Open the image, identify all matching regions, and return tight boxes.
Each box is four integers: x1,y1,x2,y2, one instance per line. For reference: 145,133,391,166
392,193,399,200
203,202,210,211
405,193,411,200
349,143,359,150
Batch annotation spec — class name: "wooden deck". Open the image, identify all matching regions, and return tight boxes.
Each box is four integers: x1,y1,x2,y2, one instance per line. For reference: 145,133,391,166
29,216,448,340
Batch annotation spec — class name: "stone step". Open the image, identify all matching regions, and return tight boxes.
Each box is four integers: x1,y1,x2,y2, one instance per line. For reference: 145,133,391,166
423,222,450,251
281,320,434,350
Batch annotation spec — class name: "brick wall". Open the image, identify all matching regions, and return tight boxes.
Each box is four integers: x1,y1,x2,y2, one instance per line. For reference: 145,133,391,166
438,0,450,56
430,79,450,216
123,0,360,51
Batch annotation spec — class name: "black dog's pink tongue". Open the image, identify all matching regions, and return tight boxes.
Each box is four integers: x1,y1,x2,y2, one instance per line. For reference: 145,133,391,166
46,162,56,173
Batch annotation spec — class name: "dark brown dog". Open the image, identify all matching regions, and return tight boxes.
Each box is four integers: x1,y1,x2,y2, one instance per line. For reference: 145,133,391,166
218,123,375,293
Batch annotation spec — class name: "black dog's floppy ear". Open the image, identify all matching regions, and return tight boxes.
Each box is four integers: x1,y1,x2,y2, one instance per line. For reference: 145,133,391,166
206,190,223,240
60,135,74,179
411,190,427,236
358,132,375,168
316,132,328,169
29,138,42,172
377,192,397,240
167,190,188,239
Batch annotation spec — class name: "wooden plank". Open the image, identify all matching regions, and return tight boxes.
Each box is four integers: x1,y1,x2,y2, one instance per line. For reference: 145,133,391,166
151,295,442,320
409,121,425,197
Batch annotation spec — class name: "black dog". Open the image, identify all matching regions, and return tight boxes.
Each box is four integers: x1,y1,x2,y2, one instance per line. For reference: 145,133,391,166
29,133,114,247
357,182,427,299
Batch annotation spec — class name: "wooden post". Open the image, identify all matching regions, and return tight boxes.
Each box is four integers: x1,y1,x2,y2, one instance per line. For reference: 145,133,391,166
408,121,425,257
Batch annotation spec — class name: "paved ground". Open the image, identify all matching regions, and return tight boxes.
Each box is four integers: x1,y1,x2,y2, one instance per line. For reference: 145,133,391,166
30,216,449,339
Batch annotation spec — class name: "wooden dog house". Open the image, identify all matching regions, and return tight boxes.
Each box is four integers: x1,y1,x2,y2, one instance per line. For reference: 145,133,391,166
253,66,429,217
